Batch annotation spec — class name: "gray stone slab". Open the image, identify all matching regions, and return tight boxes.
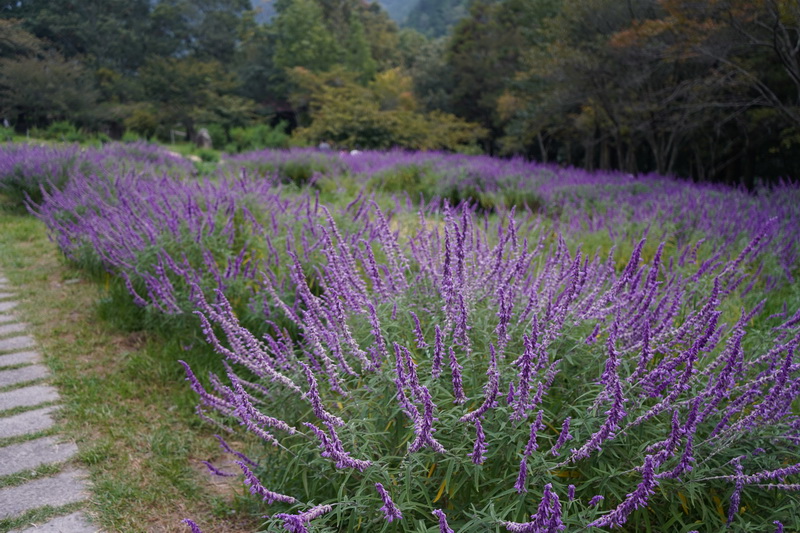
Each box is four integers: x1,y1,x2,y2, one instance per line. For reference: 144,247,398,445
0,335,36,353
0,436,78,477
0,322,27,337
0,301,17,313
0,292,14,300
0,351,41,368
0,314,16,324
0,365,49,388
0,469,88,519
9,512,99,533
0,385,59,411
0,406,56,439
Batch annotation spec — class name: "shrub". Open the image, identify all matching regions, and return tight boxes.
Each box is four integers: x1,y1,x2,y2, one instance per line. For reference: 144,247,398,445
182,206,800,532
203,123,227,149
229,122,291,153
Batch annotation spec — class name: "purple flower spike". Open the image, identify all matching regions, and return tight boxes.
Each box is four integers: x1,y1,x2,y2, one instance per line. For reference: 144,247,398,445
460,344,500,422
236,461,296,505
728,457,745,526
449,346,466,404
587,455,659,528
505,483,565,532
432,509,455,533
550,417,573,456
515,457,528,493
182,519,203,533
468,418,487,464
410,311,428,349
432,325,445,378
375,482,403,522
274,504,332,533
774,521,784,533
568,485,575,501
524,411,544,457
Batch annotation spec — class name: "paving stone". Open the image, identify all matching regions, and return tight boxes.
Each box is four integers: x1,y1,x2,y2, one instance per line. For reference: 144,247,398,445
0,469,88,519
0,292,14,300
0,314,16,324
0,385,59,411
9,512,99,533
0,335,36,353
0,351,41,368
0,365,49,388
0,322,27,337
0,406,56,439
0,301,17,313
0,436,78,477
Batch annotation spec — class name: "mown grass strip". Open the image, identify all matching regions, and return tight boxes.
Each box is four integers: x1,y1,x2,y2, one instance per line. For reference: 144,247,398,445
0,210,263,533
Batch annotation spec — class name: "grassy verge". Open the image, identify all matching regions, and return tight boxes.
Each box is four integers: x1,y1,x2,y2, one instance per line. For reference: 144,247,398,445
0,211,263,533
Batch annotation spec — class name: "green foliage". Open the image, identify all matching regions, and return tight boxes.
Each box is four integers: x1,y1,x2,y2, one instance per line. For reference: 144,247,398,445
36,121,89,142
405,0,471,37
0,51,100,130
196,148,220,163
291,68,486,151
0,125,14,141
273,0,341,73
203,124,227,149
229,122,291,152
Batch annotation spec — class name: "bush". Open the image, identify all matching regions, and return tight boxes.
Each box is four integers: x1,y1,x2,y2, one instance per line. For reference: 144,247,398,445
181,207,800,532
0,125,14,142
203,123,227,149
196,148,220,163
229,122,290,152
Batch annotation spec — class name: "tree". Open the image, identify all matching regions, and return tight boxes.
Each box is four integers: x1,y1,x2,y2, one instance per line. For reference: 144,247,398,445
0,51,99,130
1,0,152,73
289,67,486,150
405,0,471,38
446,0,558,153
273,0,340,73
149,0,253,63
138,56,252,139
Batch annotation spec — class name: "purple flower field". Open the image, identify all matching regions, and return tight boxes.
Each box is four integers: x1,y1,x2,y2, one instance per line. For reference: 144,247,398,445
2,142,799,531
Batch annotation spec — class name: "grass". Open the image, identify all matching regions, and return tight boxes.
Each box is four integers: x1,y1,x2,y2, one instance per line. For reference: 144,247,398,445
0,209,264,533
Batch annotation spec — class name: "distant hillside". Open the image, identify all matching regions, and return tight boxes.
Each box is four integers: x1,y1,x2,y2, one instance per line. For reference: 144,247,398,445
405,0,471,37
252,0,276,23
253,0,409,24
374,0,416,22
251,0,471,35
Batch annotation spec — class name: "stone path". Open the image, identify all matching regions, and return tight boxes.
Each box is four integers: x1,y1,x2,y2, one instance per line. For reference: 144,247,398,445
0,274,99,532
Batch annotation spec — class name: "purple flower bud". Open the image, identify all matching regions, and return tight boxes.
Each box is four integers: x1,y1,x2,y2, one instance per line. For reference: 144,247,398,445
568,485,575,501
201,461,236,477
774,521,784,533
375,482,403,523
588,495,604,507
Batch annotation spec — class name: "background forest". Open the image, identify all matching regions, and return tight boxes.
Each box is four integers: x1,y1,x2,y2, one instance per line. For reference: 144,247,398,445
1,0,798,185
